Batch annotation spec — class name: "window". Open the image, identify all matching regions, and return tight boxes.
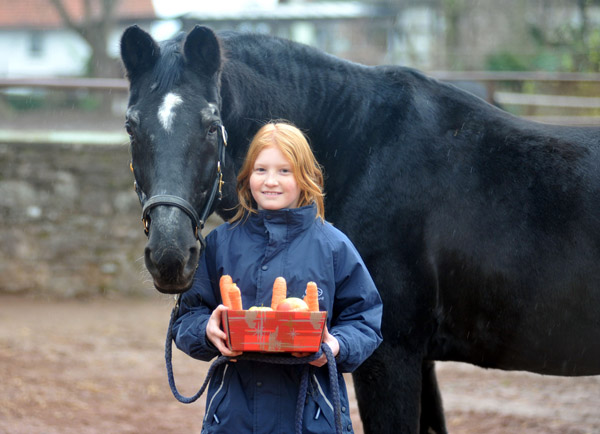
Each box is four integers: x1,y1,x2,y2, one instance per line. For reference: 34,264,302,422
30,32,43,57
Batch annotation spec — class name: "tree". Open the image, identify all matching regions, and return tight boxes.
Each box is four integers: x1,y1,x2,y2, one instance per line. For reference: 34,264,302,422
48,0,120,77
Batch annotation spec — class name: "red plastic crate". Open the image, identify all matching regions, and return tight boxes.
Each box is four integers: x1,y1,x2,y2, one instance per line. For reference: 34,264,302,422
222,310,327,353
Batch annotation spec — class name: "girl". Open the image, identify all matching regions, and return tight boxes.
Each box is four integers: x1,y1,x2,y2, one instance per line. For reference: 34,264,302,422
173,122,383,433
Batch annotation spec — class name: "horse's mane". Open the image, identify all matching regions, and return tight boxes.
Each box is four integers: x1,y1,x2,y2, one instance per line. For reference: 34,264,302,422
220,30,356,71
154,33,186,93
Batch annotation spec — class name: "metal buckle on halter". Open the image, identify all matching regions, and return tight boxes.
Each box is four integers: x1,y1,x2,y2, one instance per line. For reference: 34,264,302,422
217,161,224,200
220,124,228,147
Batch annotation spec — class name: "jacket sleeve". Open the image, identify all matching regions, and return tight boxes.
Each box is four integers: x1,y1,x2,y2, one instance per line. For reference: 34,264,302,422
329,236,383,373
171,235,221,362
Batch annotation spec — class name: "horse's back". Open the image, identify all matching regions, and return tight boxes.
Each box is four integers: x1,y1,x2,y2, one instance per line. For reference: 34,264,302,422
331,70,600,376
217,29,600,377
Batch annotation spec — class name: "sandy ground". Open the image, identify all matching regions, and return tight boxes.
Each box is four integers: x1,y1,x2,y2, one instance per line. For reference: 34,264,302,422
1,295,599,434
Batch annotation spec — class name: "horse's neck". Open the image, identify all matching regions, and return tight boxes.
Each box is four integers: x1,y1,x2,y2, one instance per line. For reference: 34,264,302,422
218,35,383,217
220,39,370,153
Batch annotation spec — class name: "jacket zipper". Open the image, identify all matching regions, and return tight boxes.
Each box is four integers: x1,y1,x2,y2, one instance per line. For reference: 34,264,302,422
204,364,229,423
312,374,334,412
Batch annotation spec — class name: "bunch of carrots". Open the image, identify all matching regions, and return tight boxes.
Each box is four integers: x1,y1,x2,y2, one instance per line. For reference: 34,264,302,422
219,275,319,311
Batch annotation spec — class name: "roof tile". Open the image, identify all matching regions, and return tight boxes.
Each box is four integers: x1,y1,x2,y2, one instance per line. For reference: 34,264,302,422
0,0,155,29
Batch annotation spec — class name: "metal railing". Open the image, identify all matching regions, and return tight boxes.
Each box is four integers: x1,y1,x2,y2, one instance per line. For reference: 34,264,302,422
0,77,128,91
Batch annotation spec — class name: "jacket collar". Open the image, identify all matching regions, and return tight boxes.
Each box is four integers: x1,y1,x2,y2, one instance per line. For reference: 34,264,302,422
246,204,318,236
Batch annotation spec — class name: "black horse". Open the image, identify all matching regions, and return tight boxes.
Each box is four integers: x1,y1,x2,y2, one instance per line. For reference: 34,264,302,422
120,25,600,433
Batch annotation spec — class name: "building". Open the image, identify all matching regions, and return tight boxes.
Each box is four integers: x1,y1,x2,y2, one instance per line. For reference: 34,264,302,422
176,1,398,66
0,0,156,77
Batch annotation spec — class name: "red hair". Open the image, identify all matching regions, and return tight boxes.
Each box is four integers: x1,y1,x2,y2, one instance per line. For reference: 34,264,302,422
230,122,325,222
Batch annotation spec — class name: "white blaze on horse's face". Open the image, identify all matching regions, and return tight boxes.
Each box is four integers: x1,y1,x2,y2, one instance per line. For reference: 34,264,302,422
158,93,183,132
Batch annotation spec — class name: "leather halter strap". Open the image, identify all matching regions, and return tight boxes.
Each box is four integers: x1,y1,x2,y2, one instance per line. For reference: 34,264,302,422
142,194,202,237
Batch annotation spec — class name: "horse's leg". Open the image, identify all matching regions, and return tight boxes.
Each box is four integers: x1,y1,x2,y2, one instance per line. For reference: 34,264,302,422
420,361,447,434
336,212,443,432
353,343,423,434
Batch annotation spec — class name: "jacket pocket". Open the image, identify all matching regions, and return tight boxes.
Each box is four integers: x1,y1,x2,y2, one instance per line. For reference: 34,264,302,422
304,398,334,433
202,364,231,430
307,374,353,433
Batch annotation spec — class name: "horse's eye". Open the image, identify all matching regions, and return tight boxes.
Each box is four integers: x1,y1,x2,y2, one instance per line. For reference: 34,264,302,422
208,124,218,135
125,122,134,138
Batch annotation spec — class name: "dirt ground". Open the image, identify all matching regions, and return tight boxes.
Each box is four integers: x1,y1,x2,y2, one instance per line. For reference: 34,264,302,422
1,296,599,434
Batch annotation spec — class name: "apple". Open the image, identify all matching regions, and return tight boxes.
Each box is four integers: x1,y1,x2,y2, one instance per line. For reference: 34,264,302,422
276,297,309,312
248,306,273,311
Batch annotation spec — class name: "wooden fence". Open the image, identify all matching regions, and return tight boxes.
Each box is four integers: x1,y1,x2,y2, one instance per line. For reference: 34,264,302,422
428,71,600,125
1,71,600,126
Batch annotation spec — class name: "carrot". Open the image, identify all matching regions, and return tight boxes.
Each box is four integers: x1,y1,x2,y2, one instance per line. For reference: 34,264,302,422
219,274,233,308
271,277,287,310
228,283,243,310
304,281,319,311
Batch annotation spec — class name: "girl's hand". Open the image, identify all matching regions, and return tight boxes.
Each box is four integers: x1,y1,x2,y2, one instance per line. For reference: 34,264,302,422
292,326,339,367
206,304,243,359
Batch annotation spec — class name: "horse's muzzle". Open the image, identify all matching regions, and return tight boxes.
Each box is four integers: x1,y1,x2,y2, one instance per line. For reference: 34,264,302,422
143,208,201,294
144,243,199,294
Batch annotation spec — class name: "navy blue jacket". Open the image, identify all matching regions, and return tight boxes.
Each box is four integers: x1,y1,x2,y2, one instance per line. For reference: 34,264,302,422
173,205,383,433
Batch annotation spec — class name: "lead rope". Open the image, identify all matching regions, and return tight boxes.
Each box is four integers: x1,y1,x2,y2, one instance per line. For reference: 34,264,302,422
165,301,343,434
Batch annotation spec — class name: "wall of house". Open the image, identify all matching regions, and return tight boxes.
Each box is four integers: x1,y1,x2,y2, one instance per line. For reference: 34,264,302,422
0,29,90,77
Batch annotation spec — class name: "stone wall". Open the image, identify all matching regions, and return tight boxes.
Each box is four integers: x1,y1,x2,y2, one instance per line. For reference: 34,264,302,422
0,141,220,298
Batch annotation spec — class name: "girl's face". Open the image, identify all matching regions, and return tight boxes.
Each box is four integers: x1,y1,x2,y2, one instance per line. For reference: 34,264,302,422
250,146,301,211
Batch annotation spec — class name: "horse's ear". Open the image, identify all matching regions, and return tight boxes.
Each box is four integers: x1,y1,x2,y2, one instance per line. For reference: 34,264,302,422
120,25,160,81
183,26,222,77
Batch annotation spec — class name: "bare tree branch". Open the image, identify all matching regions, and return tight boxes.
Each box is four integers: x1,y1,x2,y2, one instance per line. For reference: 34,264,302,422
48,0,82,33
48,0,122,77
83,0,92,27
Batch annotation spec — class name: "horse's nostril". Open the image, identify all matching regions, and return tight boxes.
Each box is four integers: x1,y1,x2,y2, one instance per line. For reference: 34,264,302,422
183,245,200,274
144,246,157,272
145,245,182,274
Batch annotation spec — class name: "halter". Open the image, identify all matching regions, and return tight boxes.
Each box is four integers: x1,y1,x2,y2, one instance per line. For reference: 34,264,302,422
132,125,228,245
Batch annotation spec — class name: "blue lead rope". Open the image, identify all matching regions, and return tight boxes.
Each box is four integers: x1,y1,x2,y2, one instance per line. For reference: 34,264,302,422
164,301,343,434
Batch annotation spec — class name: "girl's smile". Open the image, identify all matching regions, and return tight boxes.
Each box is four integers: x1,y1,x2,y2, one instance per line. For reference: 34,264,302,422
250,146,301,210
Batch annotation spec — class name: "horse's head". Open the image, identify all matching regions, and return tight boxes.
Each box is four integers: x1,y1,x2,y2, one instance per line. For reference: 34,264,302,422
120,25,227,294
